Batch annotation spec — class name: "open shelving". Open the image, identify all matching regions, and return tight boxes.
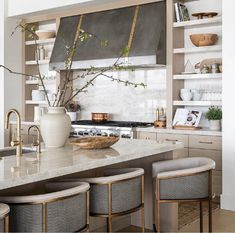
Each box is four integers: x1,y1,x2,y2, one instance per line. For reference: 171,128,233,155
25,60,50,65
25,38,56,46
173,73,222,80
173,16,222,28
173,101,222,106
173,45,222,54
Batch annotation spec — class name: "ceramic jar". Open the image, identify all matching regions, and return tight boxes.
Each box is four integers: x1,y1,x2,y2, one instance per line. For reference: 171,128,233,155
40,107,71,148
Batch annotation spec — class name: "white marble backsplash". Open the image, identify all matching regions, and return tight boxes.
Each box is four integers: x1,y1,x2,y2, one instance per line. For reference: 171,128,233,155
73,69,166,122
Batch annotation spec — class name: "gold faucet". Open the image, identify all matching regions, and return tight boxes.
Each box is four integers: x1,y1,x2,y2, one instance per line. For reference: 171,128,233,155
28,125,41,154
5,109,22,157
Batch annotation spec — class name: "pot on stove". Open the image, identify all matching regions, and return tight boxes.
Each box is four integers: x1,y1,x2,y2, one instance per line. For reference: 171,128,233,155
92,113,109,122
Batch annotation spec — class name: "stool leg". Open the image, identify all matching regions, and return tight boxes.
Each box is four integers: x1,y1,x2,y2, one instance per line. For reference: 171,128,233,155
107,217,112,233
4,215,9,233
208,199,212,233
141,207,145,233
200,202,203,233
157,200,160,233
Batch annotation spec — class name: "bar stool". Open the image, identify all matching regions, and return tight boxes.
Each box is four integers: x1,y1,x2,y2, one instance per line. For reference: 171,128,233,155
0,203,10,233
152,157,215,233
67,168,145,232
0,182,89,233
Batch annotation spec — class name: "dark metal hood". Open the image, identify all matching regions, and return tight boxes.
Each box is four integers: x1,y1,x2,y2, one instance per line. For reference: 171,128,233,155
50,1,166,71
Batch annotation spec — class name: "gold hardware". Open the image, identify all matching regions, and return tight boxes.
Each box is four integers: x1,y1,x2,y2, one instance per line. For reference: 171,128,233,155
126,6,140,58
4,215,9,233
28,125,41,154
5,109,22,157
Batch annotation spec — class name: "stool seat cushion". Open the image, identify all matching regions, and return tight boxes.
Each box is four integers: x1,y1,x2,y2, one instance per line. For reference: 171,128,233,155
0,182,89,204
152,157,215,179
0,203,9,219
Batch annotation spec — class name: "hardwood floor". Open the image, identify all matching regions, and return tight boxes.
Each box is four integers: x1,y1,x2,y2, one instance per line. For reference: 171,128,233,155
119,209,235,232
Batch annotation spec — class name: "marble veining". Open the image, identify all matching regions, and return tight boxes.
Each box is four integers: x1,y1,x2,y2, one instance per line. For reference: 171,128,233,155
0,139,183,190
73,69,166,122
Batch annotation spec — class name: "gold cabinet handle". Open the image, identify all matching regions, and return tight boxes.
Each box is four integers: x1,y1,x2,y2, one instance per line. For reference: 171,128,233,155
165,139,178,142
199,141,213,145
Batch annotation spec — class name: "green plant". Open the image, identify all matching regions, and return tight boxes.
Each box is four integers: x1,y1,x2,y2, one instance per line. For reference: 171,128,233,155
206,107,222,121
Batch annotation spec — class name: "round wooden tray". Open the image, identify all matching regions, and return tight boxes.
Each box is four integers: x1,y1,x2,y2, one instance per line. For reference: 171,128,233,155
70,136,120,149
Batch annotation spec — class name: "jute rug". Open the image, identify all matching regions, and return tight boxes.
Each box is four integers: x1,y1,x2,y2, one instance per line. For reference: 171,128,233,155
179,202,219,230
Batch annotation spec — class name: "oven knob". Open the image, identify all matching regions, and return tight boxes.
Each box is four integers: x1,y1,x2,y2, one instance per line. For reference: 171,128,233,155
90,128,97,136
83,130,89,136
78,131,84,136
102,132,108,137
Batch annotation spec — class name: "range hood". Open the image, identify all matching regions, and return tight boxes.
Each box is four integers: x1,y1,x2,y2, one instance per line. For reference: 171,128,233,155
50,1,166,71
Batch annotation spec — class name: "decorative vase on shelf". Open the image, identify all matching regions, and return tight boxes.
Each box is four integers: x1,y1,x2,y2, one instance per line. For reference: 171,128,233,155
40,107,71,148
209,120,221,131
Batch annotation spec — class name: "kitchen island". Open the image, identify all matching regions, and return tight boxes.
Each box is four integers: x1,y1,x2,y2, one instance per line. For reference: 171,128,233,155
0,139,183,231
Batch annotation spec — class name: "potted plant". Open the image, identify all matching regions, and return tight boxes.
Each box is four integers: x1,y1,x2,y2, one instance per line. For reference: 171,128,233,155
1,24,146,148
66,101,81,122
205,107,222,131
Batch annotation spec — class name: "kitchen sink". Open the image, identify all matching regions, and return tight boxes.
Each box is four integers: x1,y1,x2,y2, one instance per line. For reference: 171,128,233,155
0,148,34,157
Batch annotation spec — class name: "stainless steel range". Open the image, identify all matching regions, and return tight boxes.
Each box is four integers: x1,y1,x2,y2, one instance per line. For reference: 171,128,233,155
70,121,153,139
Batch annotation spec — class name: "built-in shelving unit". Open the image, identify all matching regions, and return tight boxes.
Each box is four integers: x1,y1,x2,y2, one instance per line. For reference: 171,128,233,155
24,19,58,121
167,0,223,129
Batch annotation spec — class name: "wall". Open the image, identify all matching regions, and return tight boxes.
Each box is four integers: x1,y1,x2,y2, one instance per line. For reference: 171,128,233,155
221,1,235,211
0,0,23,147
73,69,166,122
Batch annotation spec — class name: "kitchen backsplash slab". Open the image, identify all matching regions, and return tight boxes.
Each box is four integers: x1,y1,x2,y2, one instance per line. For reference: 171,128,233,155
73,69,166,122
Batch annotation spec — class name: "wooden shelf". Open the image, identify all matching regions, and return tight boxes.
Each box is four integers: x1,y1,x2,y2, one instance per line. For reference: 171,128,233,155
26,80,56,85
174,17,222,28
25,100,50,105
26,60,50,65
173,73,222,80
174,45,222,54
25,38,56,45
173,101,222,106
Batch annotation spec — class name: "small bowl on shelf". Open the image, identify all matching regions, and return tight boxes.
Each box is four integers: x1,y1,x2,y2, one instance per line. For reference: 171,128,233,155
35,30,56,40
190,34,218,47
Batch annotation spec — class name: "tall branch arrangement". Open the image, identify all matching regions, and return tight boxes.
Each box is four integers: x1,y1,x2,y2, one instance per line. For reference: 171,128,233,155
0,23,146,107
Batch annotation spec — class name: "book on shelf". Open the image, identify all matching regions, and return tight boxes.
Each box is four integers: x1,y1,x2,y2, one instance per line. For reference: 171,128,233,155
174,3,190,22
173,109,202,127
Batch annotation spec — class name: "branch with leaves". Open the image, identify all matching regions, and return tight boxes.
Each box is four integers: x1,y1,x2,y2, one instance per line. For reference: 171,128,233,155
1,23,146,108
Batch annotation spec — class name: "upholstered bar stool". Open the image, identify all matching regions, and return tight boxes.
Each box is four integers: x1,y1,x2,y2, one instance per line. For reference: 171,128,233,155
0,182,90,233
72,168,145,233
152,157,215,233
0,203,10,233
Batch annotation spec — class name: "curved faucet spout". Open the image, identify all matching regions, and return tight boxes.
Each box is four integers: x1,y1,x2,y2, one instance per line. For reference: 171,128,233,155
5,109,22,157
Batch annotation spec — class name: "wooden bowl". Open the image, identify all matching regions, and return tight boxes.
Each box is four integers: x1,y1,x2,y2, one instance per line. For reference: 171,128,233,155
190,34,218,47
70,136,119,149
36,30,56,40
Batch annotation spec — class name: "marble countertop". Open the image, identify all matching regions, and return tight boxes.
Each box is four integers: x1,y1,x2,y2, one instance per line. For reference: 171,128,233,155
0,139,183,191
136,127,222,136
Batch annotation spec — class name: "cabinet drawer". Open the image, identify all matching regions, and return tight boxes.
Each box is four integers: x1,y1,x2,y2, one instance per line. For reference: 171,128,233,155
138,132,157,140
189,135,222,150
173,148,189,160
157,133,188,147
189,149,222,171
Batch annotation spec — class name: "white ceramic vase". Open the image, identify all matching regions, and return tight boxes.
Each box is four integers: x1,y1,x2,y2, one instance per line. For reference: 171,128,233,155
66,112,77,122
40,107,71,148
209,120,221,131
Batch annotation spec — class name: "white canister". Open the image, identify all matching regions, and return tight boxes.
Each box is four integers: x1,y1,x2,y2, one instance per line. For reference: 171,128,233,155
67,112,77,122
